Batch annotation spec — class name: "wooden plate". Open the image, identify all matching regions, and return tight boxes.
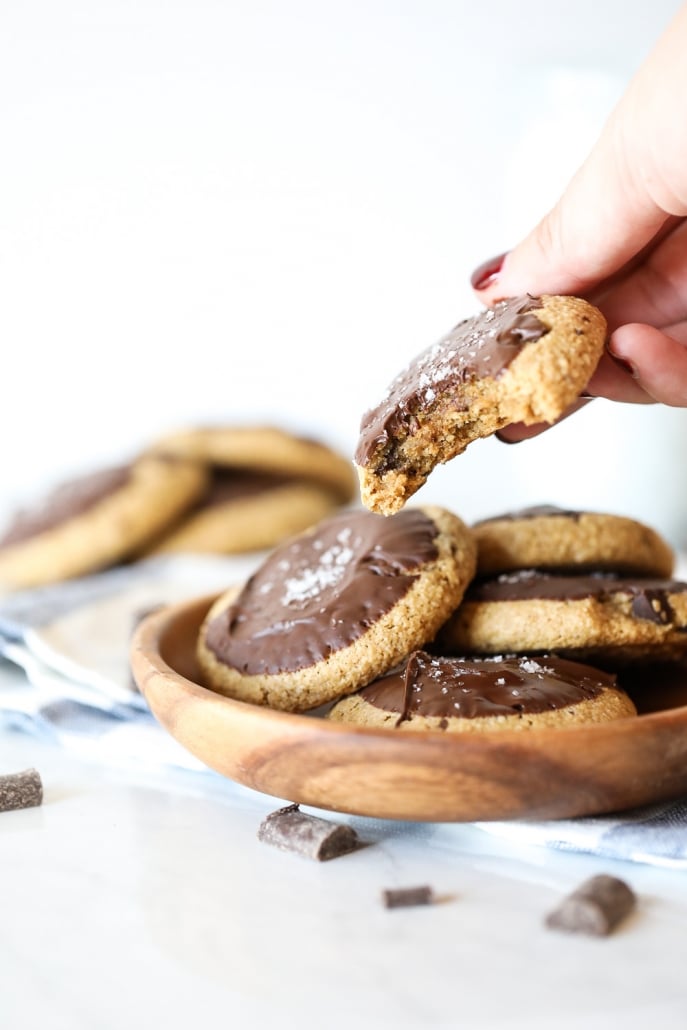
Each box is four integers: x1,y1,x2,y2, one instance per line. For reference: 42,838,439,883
130,594,687,822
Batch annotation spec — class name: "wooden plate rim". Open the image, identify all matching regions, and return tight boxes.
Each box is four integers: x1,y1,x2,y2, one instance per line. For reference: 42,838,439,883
130,592,687,748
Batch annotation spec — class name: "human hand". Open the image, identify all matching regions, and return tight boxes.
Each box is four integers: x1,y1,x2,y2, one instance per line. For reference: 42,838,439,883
470,3,687,438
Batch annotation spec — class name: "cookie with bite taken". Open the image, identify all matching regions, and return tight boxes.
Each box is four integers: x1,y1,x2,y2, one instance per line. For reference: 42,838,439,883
355,295,606,515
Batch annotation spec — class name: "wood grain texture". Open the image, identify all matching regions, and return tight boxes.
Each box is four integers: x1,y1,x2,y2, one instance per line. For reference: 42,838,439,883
130,595,687,823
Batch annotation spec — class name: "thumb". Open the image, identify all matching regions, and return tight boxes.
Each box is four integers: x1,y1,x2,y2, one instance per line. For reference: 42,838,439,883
472,3,687,301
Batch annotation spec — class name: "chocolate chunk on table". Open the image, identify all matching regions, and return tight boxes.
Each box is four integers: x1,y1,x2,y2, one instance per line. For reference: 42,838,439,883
382,886,434,909
545,874,636,936
0,768,43,812
257,804,360,861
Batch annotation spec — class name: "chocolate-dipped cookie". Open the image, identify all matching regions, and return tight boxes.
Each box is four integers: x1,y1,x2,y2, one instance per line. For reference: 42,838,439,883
144,425,357,555
0,456,207,590
473,505,675,578
439,570,687,665
327,651,637,732
355,295,606,515
197,505,477,711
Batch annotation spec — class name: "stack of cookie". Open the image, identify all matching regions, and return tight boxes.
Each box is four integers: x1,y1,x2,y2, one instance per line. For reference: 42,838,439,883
439,506,686,665
196,502,687,733
0,426,356,591
141,426,356,557
329,510,687,733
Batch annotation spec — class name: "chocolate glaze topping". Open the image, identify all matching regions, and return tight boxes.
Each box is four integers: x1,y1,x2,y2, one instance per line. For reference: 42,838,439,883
359,651,616,723
355,295,548,467
0,466,131,548
468,570,687,625
204,508,440,675
202,466,302,507
474,504,582,525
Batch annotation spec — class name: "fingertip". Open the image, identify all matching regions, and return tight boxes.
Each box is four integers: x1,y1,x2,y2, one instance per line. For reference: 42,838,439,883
607,324,687,406
470,252,508,292
496,422,547,444
496,398,596,445
494,427,522,444
583,347,653,404
468,233,582,305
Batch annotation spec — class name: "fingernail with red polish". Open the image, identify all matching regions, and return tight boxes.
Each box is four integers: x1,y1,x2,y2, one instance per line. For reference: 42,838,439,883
495,430,519,445
471,252,507,291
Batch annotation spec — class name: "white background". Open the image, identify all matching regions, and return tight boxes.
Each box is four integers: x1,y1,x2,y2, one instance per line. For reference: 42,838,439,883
1,0,686,544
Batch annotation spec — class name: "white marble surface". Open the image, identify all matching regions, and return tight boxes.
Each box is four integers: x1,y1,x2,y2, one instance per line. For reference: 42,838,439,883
2,655,687,1030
